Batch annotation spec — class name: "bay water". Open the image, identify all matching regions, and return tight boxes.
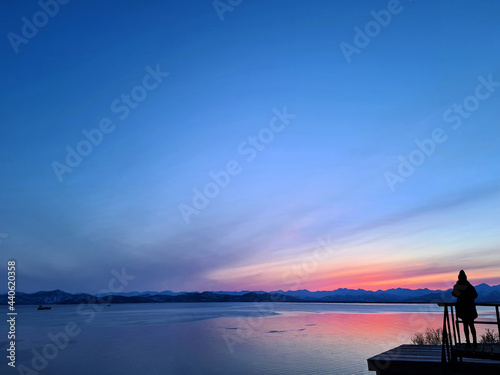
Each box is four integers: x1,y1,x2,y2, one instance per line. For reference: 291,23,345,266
3,303,495,375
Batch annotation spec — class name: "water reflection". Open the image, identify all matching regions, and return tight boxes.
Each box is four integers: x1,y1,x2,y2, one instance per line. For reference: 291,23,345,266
8,304,495,375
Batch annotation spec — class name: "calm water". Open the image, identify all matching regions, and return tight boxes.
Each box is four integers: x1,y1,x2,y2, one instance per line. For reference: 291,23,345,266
2,303,496,375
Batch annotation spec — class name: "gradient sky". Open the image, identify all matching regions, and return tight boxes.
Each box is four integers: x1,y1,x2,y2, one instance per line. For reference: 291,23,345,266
1,1,500,293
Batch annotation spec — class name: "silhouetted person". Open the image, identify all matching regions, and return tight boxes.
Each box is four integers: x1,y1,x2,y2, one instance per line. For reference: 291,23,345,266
451,270,478,347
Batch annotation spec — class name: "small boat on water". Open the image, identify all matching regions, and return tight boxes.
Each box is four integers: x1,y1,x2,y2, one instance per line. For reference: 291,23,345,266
37,305,51,310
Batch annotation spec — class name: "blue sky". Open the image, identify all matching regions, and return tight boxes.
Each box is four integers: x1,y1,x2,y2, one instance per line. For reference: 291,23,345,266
1,0,500,293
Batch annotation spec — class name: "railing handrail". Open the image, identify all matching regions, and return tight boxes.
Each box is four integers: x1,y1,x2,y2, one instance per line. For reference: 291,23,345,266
438,302,500,307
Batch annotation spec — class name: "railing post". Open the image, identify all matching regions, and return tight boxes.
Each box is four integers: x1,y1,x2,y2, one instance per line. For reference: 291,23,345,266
496,305,500,339
447,309,452,365
442,305,449,364
455,304,461,345
450,305,457,346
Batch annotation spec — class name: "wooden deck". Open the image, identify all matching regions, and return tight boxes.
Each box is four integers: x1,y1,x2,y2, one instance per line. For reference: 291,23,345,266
367,344,500,374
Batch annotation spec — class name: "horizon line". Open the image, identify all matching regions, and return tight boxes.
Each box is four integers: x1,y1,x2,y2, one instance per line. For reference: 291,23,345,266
4,282,498,295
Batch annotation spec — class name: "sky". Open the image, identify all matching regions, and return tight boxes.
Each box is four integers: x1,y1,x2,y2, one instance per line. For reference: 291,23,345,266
1,0,500,294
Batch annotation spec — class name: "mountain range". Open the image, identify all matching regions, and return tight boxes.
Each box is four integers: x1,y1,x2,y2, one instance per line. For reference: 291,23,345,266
1,284,499,305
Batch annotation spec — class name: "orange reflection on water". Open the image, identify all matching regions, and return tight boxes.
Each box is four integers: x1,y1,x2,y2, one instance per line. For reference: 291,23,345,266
256,310,445,347
319,312,443,340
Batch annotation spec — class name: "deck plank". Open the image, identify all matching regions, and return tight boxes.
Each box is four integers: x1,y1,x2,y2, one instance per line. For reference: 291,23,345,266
453,343,500,360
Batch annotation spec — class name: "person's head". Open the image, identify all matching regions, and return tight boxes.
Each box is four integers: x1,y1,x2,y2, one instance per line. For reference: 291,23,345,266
458,270,467,282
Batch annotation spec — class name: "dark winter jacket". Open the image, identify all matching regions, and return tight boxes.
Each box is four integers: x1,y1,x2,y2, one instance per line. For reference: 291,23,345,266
452,280,478,321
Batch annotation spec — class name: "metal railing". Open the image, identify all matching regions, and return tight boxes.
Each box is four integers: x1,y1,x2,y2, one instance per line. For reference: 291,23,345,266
438,302,500,371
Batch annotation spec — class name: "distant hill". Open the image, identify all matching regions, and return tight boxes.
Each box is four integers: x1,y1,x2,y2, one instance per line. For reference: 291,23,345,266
271,288,442,302
0,290,302,305
1,284,499,305
1,289,95,305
